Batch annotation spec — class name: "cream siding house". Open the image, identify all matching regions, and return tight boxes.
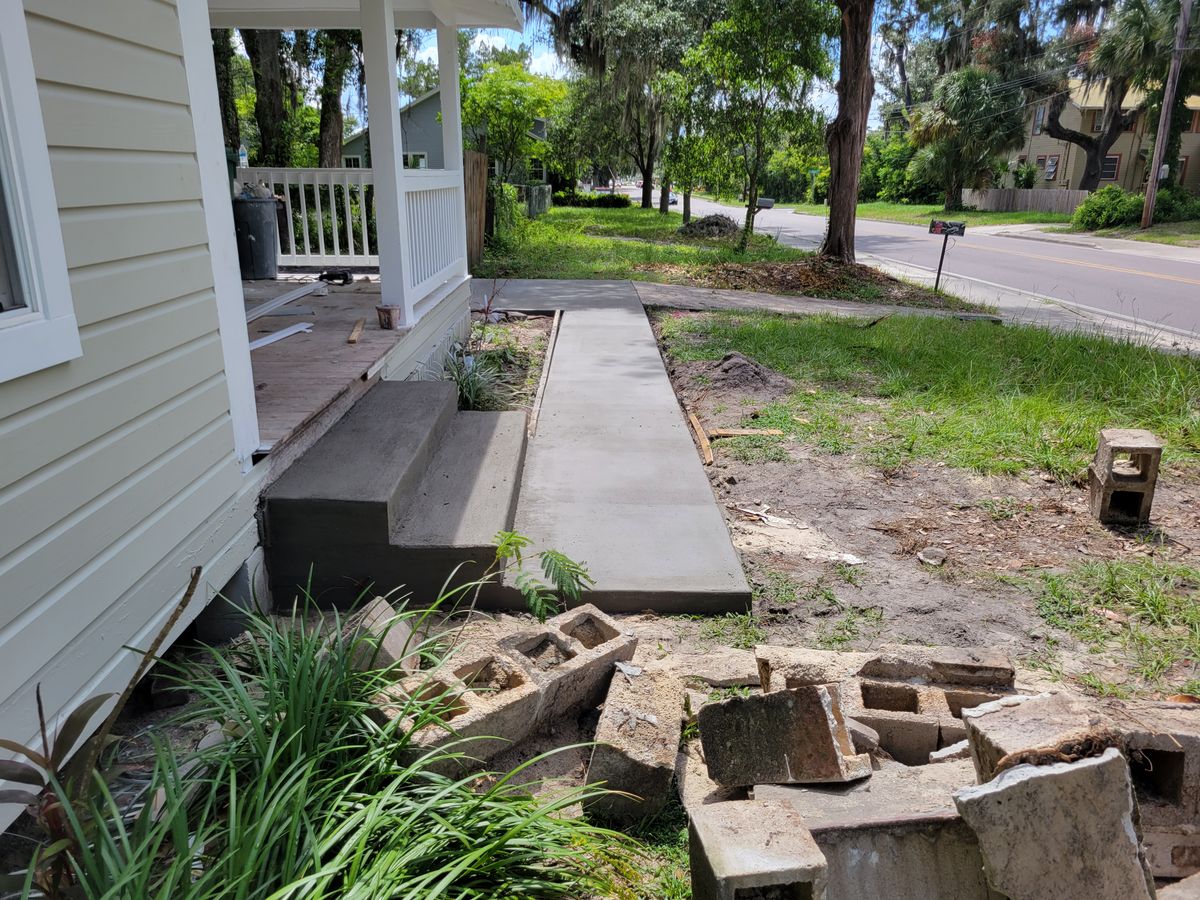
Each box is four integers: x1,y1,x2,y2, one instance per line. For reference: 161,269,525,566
1,0,519,834
1011,81,1200,193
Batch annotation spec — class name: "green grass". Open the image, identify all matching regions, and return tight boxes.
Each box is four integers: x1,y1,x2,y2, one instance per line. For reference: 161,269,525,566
658,309,1200,482
624,802,692,899
698,612,767,649
1087,220,1200,247
478,206,806,282
1034,558,1200,693
789,200,1074,228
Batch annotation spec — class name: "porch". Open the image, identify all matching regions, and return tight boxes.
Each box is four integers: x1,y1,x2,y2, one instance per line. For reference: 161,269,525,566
195,0,519,470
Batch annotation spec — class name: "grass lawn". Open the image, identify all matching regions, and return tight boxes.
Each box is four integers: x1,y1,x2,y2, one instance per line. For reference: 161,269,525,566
1088,220,1200,247
789,200,1075,228
477,206,974,309
658,309,1200,481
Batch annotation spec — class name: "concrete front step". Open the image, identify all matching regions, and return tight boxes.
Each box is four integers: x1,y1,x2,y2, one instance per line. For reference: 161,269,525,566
265,380,458,547
264,383,527,607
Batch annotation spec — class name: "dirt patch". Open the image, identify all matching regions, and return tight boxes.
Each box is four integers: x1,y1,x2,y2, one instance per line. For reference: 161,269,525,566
524,637,573,670
471,311,552,409
658,319,1200,694
637,256,971,309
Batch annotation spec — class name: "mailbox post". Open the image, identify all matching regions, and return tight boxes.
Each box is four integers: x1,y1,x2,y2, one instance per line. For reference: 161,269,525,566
929,220,966,292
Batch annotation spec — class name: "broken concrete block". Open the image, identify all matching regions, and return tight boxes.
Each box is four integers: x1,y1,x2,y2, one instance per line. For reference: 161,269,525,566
584,670,683,825
343,596,420,671
699,685,872,787
755,645,871,691
675,743,746,810
953,748,1155,900
502,604,637,724
755,760,998,900
1160,871,1200,899
652,647,761,688
849,708,942,767
1088,428,1162,526
960,692,1112,783
1146,828,1200,880
689,800,828,900
859,645,1015,688
846,717,880,755
930,740,971,764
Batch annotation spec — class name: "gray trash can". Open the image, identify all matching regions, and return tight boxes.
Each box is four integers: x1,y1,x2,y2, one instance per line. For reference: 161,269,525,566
233,197,279,280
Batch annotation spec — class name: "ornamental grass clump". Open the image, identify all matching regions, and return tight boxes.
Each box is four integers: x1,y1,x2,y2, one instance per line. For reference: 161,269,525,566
4,592,632,899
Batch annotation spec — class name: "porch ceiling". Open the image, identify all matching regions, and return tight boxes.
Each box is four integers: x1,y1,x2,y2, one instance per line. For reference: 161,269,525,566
208,0,522,31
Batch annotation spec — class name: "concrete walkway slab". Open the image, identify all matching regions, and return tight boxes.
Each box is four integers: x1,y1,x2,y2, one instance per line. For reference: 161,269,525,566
481,280,750,612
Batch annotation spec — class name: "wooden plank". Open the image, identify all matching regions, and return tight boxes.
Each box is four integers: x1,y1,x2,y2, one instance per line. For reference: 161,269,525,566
709,428,785,438
347,317,366,343
245,282,319,322
688,412,714,465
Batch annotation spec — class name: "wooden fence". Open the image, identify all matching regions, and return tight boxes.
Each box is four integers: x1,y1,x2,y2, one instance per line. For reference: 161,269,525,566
464,150,488,270
962,188,1090,215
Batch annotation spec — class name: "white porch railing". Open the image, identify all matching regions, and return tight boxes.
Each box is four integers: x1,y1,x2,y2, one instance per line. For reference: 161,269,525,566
236,167,468,310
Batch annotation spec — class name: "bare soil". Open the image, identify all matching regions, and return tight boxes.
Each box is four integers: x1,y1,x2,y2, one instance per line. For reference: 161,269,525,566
472,311,553,409
663,340,1200,689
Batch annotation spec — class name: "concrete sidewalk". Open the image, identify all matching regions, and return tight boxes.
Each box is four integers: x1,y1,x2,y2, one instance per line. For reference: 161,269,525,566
476,280,750,612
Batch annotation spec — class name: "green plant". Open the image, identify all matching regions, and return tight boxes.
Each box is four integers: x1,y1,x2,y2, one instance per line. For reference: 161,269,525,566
1072,185,1145,230
496,530,595,621
1012,162,1038,189
699,612,766,649
9,588,631,898
552,190,633,208
444,346,505,411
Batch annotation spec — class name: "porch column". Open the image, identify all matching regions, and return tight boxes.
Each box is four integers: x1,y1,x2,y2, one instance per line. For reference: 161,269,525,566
435,17,470,277
361,0,412,321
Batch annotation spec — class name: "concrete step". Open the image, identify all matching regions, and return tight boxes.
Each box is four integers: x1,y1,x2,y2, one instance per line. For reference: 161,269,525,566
264,380,458,547
265,404,528,608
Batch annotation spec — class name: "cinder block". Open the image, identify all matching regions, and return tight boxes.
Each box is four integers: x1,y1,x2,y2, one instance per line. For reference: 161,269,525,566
584,670,683,824
930,740,971,764
689,800,828,900
859,646,1015,688
1146,828,1200,880
342,596,420,671
699,685,872,787
755,760,999,900
675,743,746,810
1087,428,1163,525
848,708,942,767
502,604,637,724
755,645,872,691
960,692,1110,783
953,748,1156,900
1159,870,1200,899
655,647,761,688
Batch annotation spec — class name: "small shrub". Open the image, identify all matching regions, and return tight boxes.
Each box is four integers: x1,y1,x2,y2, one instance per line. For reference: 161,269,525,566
1072,185,1144,230
1012,162,1039,189
1153,185,1200,223
444,347,505,411
552,190,632,208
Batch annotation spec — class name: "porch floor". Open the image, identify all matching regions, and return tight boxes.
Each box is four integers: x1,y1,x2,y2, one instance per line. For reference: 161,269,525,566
244,277,402,449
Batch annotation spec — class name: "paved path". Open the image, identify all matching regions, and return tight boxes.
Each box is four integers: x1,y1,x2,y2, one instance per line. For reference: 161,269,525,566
683,194,1200,341
474,280,750,612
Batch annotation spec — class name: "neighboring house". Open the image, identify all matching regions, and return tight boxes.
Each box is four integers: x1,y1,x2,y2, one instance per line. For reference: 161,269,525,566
344,89,547,182
0,0,520,834
1010,79,1200,193
343,87,445,169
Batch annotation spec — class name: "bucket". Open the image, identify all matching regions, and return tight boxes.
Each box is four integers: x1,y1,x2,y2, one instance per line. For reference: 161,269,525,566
376,305,404,330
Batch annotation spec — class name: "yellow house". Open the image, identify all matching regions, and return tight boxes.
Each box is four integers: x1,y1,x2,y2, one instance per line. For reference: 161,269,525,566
1011,80,1200,193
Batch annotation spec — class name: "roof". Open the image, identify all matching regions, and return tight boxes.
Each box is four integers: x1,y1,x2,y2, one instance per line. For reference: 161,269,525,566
342,88,441,148
1069,78,1200,111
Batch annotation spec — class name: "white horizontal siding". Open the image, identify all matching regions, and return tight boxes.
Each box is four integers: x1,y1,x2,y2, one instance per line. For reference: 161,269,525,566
1,0,251,830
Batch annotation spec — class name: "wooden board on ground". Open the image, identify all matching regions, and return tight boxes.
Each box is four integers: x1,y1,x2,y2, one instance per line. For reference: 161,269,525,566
688,412,714,465
709,428,785,438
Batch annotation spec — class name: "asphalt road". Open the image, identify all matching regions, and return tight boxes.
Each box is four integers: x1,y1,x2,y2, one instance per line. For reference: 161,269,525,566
679,194,1200,338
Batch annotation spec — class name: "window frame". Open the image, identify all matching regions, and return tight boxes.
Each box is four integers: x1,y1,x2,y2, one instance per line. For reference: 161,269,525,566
1091,110,1103,133
1180,156,1189,183
1100,154,1121,181
342,155,363,168
1044,154,1060,181
0,2,79,382
1032,105,1047,135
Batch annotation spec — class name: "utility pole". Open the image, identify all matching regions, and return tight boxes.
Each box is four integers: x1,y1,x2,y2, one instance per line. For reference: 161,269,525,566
1141,0,1193,228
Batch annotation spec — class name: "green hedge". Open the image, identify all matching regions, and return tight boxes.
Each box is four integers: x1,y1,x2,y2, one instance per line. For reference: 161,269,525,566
552,190,632,208
1073,184,1200,230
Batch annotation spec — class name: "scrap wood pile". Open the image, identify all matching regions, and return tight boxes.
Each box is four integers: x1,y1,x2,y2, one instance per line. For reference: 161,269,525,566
333,599,1200,898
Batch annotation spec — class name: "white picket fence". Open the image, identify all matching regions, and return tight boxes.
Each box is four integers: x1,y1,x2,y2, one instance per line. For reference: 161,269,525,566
236,167,466,304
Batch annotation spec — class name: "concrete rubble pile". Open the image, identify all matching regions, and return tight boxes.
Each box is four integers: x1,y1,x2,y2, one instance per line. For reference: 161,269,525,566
339,600,1200,897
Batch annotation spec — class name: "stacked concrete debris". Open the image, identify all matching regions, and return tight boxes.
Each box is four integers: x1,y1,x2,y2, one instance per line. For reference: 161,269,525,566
582,640,1199,899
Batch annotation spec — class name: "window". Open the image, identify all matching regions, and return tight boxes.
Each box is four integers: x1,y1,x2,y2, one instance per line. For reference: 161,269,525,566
1180,156,1189,183
1032,105,1047,135
1035,155,1047,168
342,155,362,168
0,2,80,382
1045,155,1059,180
403,152,427,170
1123,110,1137,132
528,157,546,182
1091,111,1103,133
1100,154,1121,180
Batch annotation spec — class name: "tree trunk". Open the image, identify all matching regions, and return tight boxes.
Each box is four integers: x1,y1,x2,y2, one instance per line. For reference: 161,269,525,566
211,29,240,152
658,175,671,213
820,0,876,263
318,32,354,167
241,29,289,167
944,172,963,210
683,189,692,223
740,172,759,253
1045,80,1132,191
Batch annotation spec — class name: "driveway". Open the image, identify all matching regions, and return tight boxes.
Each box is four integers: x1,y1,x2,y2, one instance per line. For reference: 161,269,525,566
680,194,1200,339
